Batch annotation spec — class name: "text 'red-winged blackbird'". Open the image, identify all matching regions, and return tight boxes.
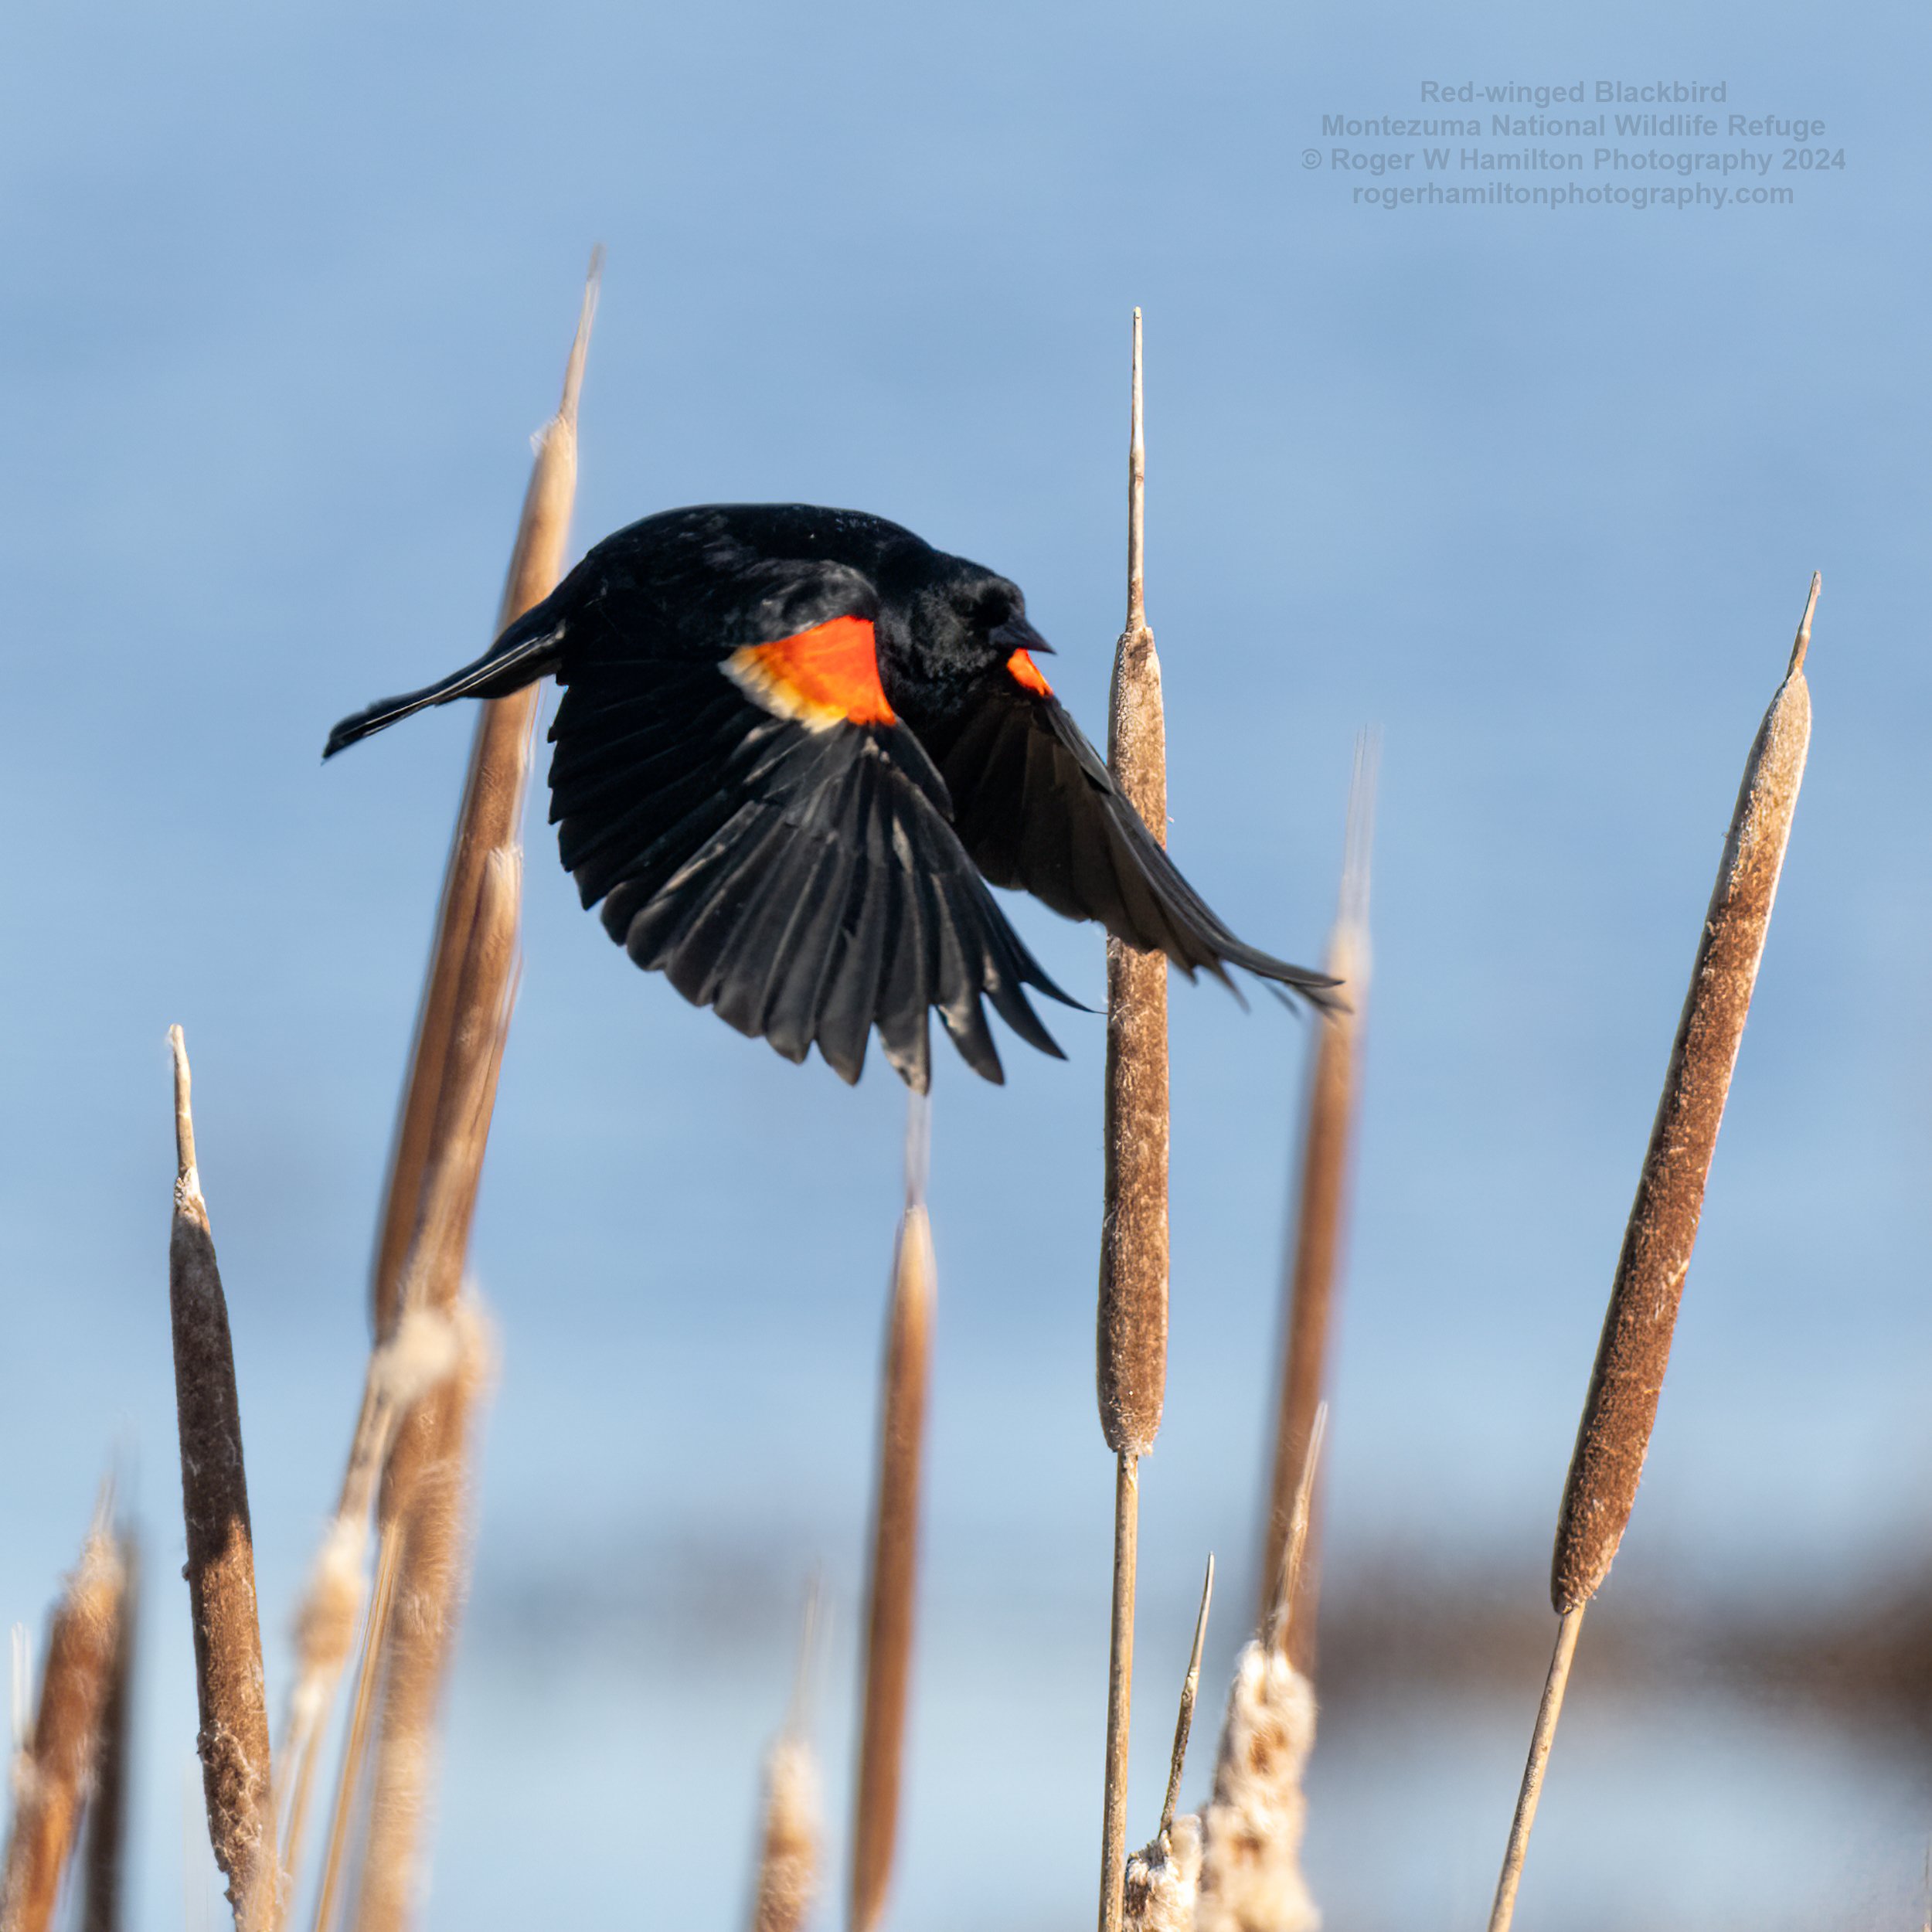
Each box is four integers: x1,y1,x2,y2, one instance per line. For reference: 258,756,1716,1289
326,504,1336,1090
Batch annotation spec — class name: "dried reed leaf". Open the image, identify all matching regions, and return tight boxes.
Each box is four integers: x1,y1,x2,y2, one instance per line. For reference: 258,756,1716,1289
1161,1556,1215,1844
1260,738,1376,1661
1551,579,1817,1613
370,247,600,1338
77,1530,138,1932
308,1522,403,1932
275,1303,464,1891
351,1301,495,1932
0,1519,128,1932
167,1028,275,1926
851,1128,935,1932
287,260,596,1919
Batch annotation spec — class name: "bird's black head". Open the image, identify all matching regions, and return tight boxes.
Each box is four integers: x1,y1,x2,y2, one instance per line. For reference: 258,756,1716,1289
872,543,1052,696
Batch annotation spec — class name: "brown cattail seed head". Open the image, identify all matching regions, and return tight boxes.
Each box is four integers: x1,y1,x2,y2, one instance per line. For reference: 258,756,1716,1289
1,1528,128,1932
750,1734,819,1932
1097,614,1171,1457
1194,1643,1319,1932
166,1028,274,1917
1124,1816,1202,1932
1550,590,1815,1612
851,1203,934,1932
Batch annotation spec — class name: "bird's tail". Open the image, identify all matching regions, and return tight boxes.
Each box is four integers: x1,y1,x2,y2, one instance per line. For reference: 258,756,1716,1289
322,599,568,759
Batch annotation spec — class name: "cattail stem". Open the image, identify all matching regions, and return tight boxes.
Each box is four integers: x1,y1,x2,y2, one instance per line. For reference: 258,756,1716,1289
351,1308,493,1932
849,1096,935,1932
0,1516,128,1932
167,1028,275,1927
1264,1404,1327,1655
1098,1452,1141,1932
1488,579,1818,1930
1486,1606,1584,1932
1097,305,1170,1932
1260,737,1376,1658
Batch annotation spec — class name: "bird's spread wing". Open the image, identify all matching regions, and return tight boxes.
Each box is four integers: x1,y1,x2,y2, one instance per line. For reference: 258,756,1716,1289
932,651,1340,1006
548,609,1073,1090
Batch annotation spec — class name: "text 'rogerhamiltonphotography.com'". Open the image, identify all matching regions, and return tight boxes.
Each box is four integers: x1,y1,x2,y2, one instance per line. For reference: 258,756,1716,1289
1305,79,1845,213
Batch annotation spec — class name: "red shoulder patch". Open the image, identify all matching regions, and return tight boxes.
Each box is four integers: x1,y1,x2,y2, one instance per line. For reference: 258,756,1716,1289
723,616,895,730
1005,648,1053,698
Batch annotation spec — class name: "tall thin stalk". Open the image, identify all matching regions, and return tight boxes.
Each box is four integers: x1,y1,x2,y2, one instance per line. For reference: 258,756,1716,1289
168,1028,276,1927
850,1095,936,1932
1487,578,1818,1932
1097,306,1171,1932
1260,737,1376,1660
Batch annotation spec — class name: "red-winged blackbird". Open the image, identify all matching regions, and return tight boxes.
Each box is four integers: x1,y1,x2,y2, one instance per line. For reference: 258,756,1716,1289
326,504,1335,1090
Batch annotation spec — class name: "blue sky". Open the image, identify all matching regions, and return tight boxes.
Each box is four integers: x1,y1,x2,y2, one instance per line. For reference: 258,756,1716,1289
2,2,1926,1924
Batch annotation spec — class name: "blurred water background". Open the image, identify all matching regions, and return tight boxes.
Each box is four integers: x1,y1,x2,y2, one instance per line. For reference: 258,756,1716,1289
3,0,1928,1924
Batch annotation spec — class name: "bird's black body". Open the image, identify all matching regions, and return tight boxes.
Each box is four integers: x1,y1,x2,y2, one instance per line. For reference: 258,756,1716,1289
327,504,1335,1090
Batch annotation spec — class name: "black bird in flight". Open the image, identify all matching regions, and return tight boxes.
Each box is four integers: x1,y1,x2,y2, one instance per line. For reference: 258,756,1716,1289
326,504,1335,1089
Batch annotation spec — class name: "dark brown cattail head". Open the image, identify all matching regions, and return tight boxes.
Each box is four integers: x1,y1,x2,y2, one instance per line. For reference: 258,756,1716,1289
166,1027,275,1923
1097,306,1170,1460
0,1515,128,1932
1550,579,1817,1613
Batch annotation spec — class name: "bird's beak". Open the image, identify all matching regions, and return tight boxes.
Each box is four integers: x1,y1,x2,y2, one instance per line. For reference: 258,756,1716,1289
991,611,1055,656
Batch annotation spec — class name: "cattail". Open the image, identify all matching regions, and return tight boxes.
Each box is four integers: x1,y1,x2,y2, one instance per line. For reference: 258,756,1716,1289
1123,1818,1201,1932
166,1028,275,1926
1487,579,1818,1932
0,1515,128,1932
1260,737,1376,1659
274,1302,464,1886
370,246,600,1338
77,1529,138,1932
1097,306,1170,1932
1195,1414,1324,1932
1097,306,1170,1463
1191,1649,1318,1932
751,1737,820,1932
351,1299,496,1932
279,257,597,1911
1122,1556,1215,1932
749,1583,822,1932
850,1095,935,1932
